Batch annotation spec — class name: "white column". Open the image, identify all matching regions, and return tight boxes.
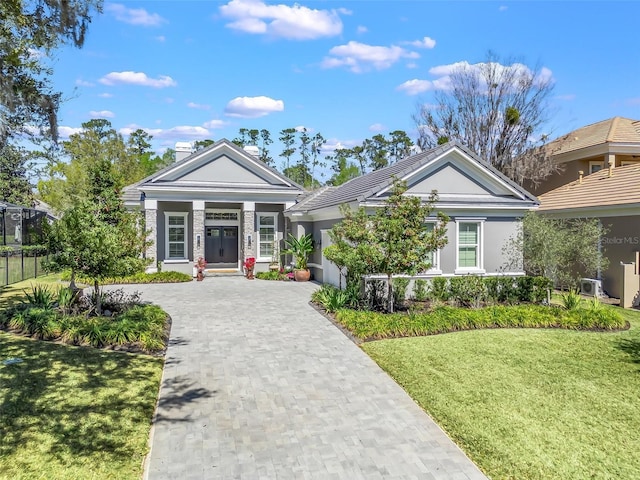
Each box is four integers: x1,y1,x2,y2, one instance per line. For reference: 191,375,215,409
242,202,256,259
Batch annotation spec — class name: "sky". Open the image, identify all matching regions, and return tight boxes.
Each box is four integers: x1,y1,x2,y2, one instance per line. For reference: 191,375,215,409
48,0,640,175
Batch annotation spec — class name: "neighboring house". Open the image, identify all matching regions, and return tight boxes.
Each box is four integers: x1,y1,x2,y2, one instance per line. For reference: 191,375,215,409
122,139,305,274
284,142,540,286
538,164,640,299
532,117,640,196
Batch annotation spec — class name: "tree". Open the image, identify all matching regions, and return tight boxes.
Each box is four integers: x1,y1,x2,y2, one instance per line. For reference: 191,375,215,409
503,212,608,290
279,128,297,171
363,134,389,171
0,144,34,205
258,129,273,166
326,148,360,186
387,130,414,164
325,179,448,312
1,0,101,147
413,52,556,186
193,139,215,151
38,119,135,212
310,133,326,181
46,155,146,314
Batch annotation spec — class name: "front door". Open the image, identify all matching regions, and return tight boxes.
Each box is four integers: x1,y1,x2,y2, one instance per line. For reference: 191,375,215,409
205,226,238,265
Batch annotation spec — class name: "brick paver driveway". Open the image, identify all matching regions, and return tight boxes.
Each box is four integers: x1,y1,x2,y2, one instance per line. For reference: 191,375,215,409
136,277,487,480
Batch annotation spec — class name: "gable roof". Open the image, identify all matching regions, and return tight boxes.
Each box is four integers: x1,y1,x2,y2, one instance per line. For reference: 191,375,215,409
287,141,538,214
538,163,640,213
122,139,304,205
546,117,640,157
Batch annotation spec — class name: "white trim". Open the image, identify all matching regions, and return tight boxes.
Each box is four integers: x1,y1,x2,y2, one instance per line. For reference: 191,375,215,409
455,218,485,273
243,201,256,210
164,212,189,261
141,185,301,196
144,199,157,210
192,200,205,210
423,221,441,273
256,212,278,262
153,141,296,187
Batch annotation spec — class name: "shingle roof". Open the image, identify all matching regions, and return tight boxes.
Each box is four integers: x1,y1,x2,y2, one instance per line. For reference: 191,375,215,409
287,141,537,213
538,163,640,212
546,117,640,157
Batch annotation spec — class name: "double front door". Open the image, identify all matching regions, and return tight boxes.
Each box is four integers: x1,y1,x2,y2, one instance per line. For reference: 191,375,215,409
205,226,238,264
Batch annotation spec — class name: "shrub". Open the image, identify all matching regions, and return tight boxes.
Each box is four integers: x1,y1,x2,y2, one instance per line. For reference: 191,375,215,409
312,285,350,313
89,288,142,314
561,290,582,310
334,303,626,340
60,270,192,284
413,279,429,302
256,270,288,281
364,279,388,311
430,277,449,302
392,278,410,310
532,276,553,303
449,275,487,308
23,285,57,309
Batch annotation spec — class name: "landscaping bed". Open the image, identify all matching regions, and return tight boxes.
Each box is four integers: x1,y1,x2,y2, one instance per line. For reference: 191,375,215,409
61,270,192,285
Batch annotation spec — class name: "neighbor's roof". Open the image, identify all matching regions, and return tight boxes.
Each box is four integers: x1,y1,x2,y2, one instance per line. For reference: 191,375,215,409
546,117,640,157
538,163,640,212
287,141,538,213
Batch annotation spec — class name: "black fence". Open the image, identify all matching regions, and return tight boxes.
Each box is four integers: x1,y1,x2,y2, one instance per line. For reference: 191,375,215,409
0,249,49,287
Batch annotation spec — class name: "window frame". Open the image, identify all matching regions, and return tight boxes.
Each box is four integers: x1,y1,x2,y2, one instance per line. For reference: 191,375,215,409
589,161,604,174
256,212,278,262
421,221,442,274
164,212,189,262
455,218,485,274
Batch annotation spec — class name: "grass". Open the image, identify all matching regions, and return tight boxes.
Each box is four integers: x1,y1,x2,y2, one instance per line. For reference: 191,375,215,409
0,273,66,310
362,307,640,479
0,332,163,479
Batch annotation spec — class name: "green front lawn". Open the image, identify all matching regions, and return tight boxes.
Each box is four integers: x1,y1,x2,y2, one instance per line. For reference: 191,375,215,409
0,333,163,480
363,308,640,479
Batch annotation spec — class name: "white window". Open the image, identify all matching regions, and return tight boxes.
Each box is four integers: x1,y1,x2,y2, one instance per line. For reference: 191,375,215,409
589,161,603,174
165,212,188,260
423,222,441,273
456,220,484,273
257,213,277,261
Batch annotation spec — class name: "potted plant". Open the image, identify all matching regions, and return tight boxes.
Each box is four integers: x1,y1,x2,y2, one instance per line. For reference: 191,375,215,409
195,257,206,281
284,233,314,282
244,256,256,279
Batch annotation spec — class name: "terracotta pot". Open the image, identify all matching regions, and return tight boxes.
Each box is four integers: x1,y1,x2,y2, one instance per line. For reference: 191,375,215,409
294,269,311,282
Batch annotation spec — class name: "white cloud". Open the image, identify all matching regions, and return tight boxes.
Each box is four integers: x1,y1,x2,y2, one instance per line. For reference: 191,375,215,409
119,124,211,140
224,96,284,118
75,79,95,87
405,36,436,49
203,119,228,129
58,126,83,138
98,92,113,98
99,71,177,88
357,25,367,34
499,5,508,11
105,3,167,27
187,102,211,110
369,123,385,132
322,41,419,73
219,0,344,40
89,110,115,118
396,79,434,95
294,125,307,132
398,60,553,96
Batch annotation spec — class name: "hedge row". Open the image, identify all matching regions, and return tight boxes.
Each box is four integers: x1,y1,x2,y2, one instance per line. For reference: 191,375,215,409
334,304,626,340
60,270,192,285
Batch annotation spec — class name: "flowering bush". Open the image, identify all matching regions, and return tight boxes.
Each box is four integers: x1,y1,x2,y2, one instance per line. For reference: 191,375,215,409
244,257,256,270
195,257,207,273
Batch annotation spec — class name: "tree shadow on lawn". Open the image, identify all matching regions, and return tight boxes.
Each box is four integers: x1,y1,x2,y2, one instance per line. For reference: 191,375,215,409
0,335,163,470
616,337,640,367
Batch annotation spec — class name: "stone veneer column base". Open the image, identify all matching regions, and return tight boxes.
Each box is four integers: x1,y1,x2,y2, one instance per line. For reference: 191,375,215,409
145,208,158,273
243,210,255,260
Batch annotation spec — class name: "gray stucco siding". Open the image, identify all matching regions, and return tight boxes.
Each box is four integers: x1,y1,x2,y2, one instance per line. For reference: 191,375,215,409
157,202,194,263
